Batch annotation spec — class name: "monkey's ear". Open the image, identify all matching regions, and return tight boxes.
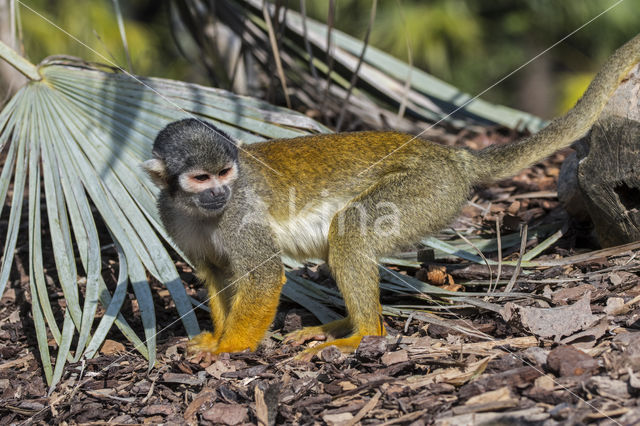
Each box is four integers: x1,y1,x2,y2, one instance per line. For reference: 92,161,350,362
142,158,168,188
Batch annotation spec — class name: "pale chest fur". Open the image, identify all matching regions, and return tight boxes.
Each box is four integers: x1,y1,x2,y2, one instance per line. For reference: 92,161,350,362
268,197,350,261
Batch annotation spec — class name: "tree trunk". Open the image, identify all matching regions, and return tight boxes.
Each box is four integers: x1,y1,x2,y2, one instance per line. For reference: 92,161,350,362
558,65,640,247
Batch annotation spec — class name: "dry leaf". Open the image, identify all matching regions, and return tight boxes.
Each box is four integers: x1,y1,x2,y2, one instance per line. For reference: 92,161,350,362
100,339,125,355
502,292,600,341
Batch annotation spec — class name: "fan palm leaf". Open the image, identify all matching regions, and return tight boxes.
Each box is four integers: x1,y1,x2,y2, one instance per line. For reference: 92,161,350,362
0,43,328,387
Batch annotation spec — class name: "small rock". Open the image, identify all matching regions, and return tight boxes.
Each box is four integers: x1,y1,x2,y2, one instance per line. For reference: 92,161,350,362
320,345,342,363
605,297,626,315
356,336,387,360
507,201,521,215
339,381,357,391
609,273,623,286
550,402,572,420
100,339,125,355
283,311,303,333
547,345,598,377
533,374,556,391
522,347,548,367
202,403,248,425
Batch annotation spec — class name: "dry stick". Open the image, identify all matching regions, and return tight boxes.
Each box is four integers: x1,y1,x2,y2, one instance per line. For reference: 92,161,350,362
522,227,565,262
345,390,382,426
379,410,427,426
505,224,528,293
320,0,335,120
454,228,493,290
533,239,640,267
335,0,377,131
262,0,291,108
254,385,269,426
111,0,133,73
393,0,413,123
299,0,318,80
492,216,503,295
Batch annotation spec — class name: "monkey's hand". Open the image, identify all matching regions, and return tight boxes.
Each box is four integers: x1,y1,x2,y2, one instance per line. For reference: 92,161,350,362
187,331,220,354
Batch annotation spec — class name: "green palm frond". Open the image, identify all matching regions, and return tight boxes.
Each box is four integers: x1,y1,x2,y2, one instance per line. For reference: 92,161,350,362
0,45,328,387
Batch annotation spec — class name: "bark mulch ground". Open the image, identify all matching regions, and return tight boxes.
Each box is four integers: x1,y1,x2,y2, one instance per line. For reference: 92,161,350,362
1,125,640,425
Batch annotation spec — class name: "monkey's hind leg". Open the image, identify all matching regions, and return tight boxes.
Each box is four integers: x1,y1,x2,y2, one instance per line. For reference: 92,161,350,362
295,171,465,360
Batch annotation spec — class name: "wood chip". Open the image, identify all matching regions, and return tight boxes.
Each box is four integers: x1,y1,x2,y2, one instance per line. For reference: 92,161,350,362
202,404,248,425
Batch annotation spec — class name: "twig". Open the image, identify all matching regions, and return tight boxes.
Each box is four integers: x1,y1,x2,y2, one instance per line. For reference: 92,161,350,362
393,0,413,123
335,0,377,131
320,0,335,119
344,390,381,426
298,0,318,80
262,0,291,108
492,216,502,295
505,224,527,293
454,229,493,288
111,0,133,73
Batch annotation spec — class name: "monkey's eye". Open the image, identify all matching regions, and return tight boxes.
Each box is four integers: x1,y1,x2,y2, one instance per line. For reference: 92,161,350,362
193,174,210,182
218,168,231,177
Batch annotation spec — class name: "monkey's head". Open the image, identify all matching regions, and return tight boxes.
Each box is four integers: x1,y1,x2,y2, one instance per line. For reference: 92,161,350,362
142,119,239,217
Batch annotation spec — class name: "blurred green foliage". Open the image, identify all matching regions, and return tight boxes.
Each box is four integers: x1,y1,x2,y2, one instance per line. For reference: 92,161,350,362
301,0,639,116
16,0,640,118
19,0,199,81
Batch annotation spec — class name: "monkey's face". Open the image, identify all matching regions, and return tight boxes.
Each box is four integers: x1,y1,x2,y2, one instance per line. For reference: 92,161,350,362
142,118,240,218
175,163,238,215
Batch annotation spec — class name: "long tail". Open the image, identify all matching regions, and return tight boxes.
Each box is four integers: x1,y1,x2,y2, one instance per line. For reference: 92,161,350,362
474,33,640,183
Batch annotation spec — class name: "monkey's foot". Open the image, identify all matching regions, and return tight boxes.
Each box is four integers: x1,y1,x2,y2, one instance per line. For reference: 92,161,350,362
284,318,352,346
294,334,364,361
187,331,219,354
214,337,256,354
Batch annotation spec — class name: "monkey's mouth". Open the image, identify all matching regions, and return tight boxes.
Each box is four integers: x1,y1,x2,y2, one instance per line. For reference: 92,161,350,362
197,188,230,211
199,201,226,211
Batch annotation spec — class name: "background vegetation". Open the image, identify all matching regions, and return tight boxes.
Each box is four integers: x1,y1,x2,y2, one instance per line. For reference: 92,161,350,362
16,0,640,118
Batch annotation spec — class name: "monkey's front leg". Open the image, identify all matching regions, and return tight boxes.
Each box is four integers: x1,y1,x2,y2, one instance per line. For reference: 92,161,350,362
214,265,286,354
187,265,231,354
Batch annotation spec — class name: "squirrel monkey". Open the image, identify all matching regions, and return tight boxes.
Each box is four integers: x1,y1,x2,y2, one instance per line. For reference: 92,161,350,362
143,34,640,358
